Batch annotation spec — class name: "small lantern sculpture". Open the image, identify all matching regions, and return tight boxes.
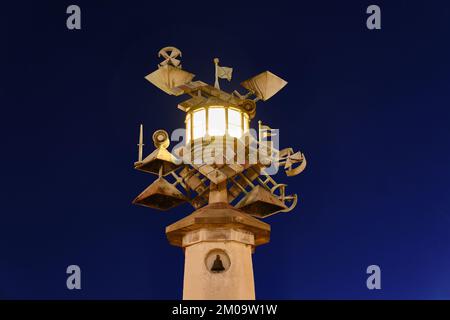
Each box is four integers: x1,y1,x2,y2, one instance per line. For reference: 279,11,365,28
133,46,307,299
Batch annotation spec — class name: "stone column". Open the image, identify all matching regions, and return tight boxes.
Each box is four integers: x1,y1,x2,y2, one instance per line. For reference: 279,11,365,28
166,202,270,300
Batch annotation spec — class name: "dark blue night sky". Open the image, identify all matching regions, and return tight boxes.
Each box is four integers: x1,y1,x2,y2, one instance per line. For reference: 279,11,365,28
1,1,450,299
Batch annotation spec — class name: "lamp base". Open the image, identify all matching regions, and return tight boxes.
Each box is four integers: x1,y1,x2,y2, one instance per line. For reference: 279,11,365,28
166,202,270,300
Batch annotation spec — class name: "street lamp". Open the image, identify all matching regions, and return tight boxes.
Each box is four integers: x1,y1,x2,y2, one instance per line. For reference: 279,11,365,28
133,46,307,300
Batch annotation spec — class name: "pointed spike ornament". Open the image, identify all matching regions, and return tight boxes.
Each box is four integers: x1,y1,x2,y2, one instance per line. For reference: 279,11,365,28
138,124,144,162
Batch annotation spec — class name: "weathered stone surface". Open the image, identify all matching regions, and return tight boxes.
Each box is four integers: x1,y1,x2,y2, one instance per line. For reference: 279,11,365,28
165,202,270,247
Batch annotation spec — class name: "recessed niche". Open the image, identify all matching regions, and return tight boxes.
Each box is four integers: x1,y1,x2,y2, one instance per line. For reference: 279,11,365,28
205,249,230,273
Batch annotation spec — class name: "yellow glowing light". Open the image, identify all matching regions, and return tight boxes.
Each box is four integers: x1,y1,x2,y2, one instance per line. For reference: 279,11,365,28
243,113,249,133
228,108,242,138
208,107,226,136
186,106,249,142
185,114,191,142
193,109,206,139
